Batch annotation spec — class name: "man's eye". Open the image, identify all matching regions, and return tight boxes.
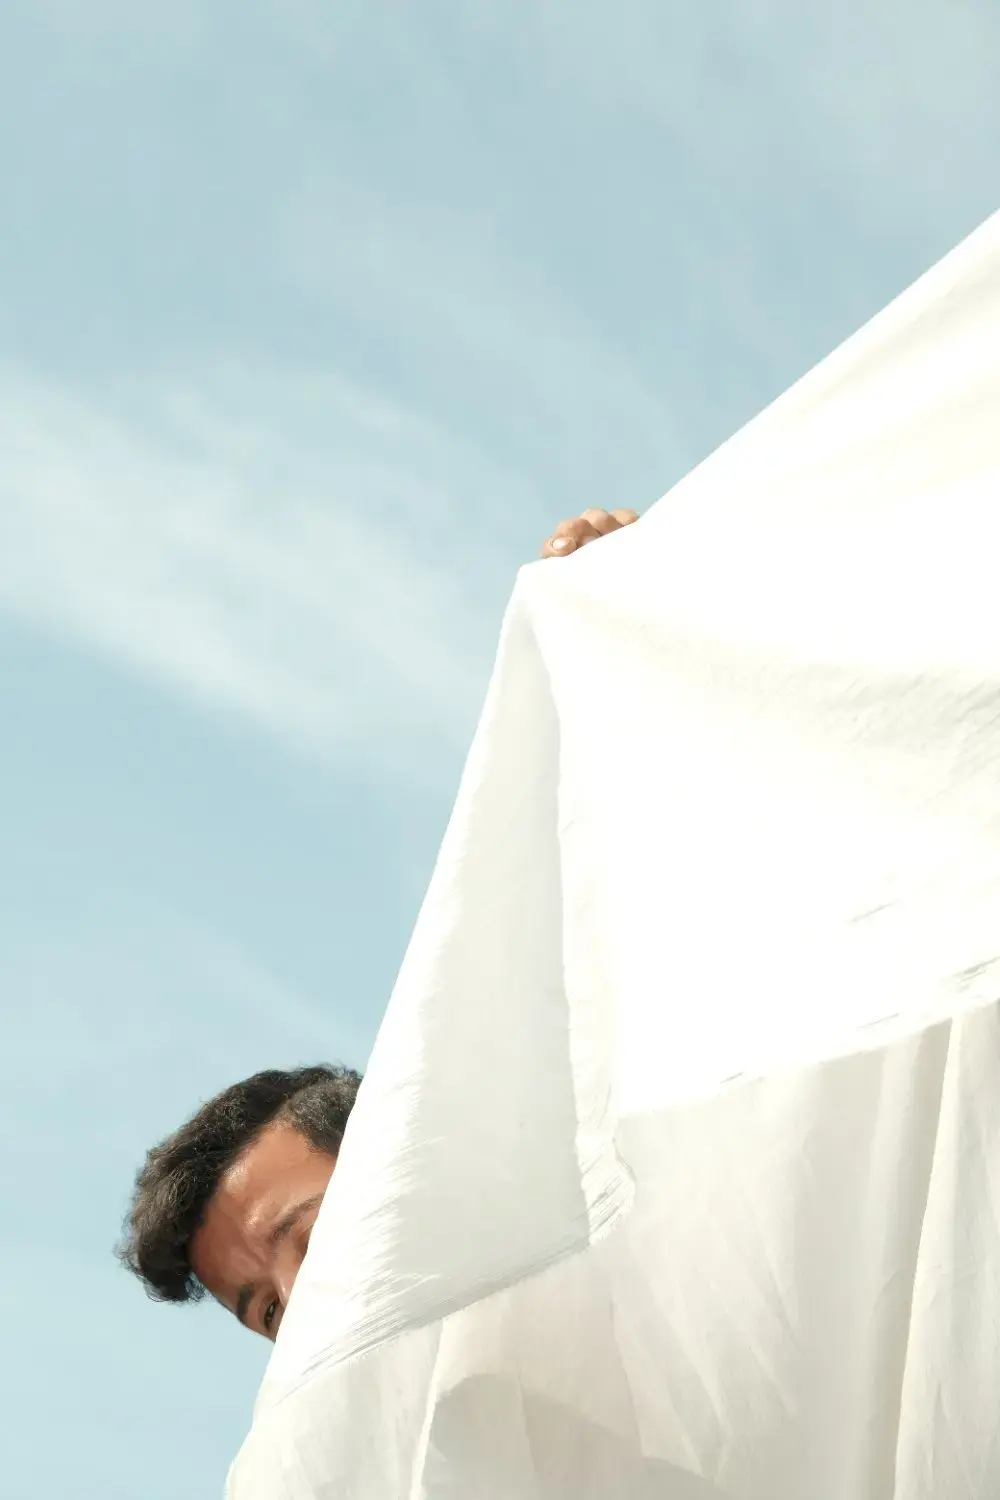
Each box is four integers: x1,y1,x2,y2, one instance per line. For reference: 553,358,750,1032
263,1299,279,1332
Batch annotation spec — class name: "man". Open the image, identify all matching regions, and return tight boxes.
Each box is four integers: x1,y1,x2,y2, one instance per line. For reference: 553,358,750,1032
118,508,638,1341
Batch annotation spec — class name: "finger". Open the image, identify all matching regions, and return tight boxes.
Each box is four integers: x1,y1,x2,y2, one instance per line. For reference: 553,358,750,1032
541,518,602,558
579,508,623,536
609,508,639,528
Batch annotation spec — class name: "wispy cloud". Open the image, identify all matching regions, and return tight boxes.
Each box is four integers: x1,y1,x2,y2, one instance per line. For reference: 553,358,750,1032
0,363,536,771
277,174,683,474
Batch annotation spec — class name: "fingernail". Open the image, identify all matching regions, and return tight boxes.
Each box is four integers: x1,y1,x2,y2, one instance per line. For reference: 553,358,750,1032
549,536,574,553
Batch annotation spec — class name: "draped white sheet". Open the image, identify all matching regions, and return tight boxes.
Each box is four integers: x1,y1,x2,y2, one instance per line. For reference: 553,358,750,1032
228,210,1000,1499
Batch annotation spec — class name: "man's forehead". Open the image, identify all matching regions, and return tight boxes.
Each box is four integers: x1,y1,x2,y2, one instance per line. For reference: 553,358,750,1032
188,1142,289,1300
190,1125,332,1293
218,1120,314,1204
214,1153,280,1223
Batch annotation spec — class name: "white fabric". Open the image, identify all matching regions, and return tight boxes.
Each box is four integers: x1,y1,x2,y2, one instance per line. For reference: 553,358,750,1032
228,210,1000,1499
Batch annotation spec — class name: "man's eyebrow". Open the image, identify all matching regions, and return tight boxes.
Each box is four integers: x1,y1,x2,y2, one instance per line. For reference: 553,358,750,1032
235,1283,254,1327
267,1193,325,1247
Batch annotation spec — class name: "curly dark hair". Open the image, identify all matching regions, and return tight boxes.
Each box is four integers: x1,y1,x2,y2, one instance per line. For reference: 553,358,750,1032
116,1063,362,1304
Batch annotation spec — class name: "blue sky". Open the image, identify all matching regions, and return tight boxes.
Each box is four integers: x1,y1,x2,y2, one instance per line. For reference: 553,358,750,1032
1,3,998,1496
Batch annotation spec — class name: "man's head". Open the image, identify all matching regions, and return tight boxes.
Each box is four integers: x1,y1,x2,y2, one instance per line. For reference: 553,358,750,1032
118,1064,361,1340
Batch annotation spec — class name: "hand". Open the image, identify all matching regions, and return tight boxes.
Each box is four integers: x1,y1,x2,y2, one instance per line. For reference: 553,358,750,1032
541,508,639,559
